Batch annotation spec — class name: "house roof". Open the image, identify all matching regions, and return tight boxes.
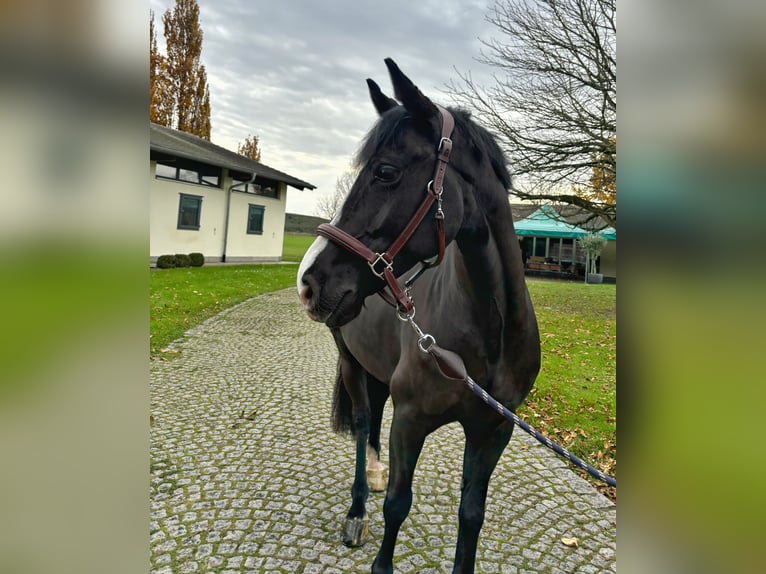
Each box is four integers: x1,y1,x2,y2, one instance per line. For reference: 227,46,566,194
150,122,316,190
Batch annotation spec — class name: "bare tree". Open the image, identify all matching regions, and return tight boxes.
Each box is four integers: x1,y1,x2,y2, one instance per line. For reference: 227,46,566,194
449,0,616,227
315,169,356,221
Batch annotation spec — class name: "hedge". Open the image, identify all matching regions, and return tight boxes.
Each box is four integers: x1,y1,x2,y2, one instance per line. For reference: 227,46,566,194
156,253,205,269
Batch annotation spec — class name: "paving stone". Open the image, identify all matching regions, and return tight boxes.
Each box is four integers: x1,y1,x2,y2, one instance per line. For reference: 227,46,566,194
150,288,616,573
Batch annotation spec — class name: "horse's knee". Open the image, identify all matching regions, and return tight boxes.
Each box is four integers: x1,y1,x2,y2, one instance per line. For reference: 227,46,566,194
459,502,485,533
459,481,489,530
383,489,412,525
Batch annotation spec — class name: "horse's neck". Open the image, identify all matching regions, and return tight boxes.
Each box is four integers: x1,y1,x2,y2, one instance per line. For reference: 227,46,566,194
452,199,533,353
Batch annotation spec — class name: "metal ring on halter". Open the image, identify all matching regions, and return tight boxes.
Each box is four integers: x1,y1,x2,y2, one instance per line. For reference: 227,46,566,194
427,179,439,195
397,306,415,322
418,334,436,353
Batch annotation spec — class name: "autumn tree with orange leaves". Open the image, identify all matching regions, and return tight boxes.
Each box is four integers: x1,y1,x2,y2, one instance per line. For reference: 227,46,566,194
150,0,211,140
149,11,172,126
237,134,262,162
588,136,616,205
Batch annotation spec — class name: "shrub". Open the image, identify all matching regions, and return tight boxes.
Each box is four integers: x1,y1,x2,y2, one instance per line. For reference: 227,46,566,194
189,252,205,267
174,253,192,268
156,254,177,269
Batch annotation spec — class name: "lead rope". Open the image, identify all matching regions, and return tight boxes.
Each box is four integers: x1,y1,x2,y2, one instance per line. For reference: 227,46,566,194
397,307,617,488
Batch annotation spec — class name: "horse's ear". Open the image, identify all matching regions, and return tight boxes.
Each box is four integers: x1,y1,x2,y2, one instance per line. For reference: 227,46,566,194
384,58,439,121
367,79,398,116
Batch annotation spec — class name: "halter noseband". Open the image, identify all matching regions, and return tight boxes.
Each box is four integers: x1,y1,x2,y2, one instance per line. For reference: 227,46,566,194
316,106,455,313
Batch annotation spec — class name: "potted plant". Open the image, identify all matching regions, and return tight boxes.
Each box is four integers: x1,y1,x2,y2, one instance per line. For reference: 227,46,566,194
577,233,607,284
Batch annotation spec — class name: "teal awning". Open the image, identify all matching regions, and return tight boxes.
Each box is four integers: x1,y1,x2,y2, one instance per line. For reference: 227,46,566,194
514,205,616,240
599,227,617,240
513,205,591,238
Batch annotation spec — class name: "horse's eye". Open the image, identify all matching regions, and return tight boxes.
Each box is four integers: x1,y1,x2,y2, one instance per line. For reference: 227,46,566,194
373,163,400,183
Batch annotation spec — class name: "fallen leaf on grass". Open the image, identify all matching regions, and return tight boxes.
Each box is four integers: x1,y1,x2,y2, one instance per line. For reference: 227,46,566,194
561,537,579,548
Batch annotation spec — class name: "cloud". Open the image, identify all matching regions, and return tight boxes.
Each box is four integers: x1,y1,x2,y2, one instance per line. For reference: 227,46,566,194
150,0,499,214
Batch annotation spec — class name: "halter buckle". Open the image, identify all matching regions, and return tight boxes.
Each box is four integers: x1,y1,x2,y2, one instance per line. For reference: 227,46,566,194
438,137,453,157
368,253,393,279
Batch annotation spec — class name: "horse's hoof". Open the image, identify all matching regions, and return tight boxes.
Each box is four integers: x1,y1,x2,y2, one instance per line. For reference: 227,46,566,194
366,466,387,492
342,516,369,547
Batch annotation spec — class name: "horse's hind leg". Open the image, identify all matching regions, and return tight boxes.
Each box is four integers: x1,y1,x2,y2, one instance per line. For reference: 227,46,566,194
452,423,513,574
366,376,389,492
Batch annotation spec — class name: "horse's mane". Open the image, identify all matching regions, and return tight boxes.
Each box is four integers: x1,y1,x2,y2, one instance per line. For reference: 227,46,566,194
354,106,512,197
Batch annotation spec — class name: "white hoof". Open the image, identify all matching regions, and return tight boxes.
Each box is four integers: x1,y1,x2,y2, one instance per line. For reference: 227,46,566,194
367,466,387,492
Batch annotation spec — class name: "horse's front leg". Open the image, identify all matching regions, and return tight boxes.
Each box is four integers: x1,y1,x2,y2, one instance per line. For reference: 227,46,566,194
336,353,372,547
343,406,371,547
452,422,513,574
371,406,429,574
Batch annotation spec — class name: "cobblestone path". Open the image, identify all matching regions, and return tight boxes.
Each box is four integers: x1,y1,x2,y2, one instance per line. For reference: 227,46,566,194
150,288,616,573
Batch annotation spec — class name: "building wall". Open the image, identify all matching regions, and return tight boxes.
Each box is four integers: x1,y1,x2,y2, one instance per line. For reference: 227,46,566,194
224,182,286,261
150,161,288,263
150,161,228,259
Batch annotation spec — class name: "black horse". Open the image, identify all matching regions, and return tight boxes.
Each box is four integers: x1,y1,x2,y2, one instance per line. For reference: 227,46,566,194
297,59,540,574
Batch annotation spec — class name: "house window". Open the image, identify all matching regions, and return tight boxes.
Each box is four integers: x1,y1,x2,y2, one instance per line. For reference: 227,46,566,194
533,237,547,258
155,158,221,188
247,204,265,235
178,194,202,230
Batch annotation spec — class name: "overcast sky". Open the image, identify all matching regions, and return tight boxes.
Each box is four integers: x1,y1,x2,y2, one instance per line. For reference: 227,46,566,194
149,0,501,216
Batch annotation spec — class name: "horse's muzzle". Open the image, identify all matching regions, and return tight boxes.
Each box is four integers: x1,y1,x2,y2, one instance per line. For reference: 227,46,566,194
298,273,360,327
298,274,323,322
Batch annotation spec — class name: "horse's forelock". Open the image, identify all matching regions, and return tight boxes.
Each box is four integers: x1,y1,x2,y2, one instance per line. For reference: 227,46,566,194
353,107,410,168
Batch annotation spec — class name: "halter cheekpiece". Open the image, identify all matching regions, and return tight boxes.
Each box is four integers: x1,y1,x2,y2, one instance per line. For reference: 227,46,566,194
316,106,455,313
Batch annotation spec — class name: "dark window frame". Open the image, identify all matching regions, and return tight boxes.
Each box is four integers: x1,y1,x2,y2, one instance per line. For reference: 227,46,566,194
233,175,281,199
155,157,222,188
247,204,265,235
177,193,203,230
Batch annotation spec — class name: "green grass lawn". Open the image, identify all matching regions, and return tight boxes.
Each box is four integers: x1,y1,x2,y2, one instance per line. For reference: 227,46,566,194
150,264,298,357
150,243,616,497
519,278,616,497
282,233,316,262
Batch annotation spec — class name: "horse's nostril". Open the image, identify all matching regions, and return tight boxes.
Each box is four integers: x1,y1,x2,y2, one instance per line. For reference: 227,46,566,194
299,284,313,308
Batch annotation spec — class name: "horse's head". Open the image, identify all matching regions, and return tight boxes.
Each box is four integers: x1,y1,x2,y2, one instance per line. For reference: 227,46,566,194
297,59,467,327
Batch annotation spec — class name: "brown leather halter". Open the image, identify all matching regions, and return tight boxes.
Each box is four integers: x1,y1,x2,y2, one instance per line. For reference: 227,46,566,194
316,105,455,313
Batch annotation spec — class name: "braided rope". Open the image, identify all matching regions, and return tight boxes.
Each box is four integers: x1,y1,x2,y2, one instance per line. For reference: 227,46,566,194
463,375,616,488
397,285,616,488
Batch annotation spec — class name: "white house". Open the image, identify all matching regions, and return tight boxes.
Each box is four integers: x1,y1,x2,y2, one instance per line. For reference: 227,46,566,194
150,122,315,264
